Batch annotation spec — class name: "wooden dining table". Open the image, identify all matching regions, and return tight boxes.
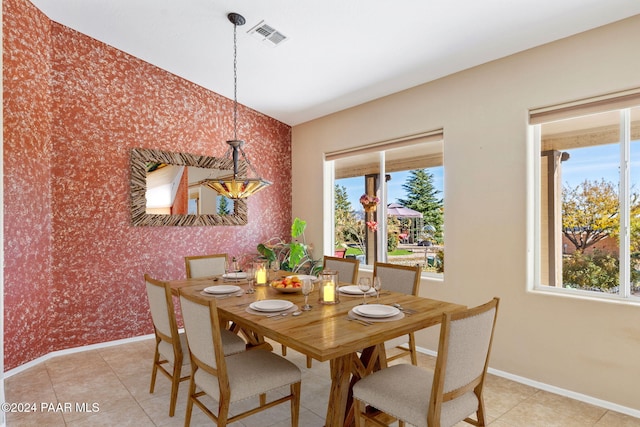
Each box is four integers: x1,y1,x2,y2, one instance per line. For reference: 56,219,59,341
168,273,465,427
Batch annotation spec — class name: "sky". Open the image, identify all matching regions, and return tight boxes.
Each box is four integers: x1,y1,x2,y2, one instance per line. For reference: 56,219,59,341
335,135,640,211
336,167,444,210
559,141,640,190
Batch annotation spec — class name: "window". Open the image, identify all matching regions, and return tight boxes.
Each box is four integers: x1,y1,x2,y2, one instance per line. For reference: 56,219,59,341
532,89,640,299
325,130,444,273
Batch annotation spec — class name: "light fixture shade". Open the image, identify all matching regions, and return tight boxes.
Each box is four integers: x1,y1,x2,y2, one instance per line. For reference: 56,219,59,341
206,176,272,199
209,12,272,200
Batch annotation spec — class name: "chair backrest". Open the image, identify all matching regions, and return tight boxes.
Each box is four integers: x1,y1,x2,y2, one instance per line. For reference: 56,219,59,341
179,292,226,376
185,253,228,278
373,262,421,296
323,256,360,284
429,298,500,425
144,274,180,344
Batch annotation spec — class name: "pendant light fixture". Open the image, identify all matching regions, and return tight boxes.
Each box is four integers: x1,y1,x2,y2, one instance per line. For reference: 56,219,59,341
206,12,272,199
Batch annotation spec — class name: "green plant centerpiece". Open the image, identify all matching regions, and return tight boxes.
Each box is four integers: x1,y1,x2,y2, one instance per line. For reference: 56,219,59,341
257,217,322,275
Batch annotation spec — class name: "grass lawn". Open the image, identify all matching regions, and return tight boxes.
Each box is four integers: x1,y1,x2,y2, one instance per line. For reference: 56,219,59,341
344,248,412,256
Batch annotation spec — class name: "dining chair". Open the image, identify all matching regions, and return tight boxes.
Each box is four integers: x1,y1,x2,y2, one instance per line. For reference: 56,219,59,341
353,297,500,427
323,255,360,284
184,253,228,278
179,290,302,427
373,262,422,365
144,274,246,417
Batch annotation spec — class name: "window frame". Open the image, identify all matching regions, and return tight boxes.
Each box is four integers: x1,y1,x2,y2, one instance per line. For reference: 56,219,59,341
530,92,640,302
324,130,445,277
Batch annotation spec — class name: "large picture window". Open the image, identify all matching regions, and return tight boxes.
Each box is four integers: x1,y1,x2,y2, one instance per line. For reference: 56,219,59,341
325,131,444,274
532,90,640,299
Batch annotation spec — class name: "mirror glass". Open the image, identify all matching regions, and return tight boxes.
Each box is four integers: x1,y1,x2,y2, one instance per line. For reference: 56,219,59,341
130,148,248,226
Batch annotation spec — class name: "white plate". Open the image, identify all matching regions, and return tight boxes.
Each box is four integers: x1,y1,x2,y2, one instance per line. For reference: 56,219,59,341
203,285,242,294
250,300,294,312
353,304,400,318
286,275,318,282
339,285,376,295
223,272,248,279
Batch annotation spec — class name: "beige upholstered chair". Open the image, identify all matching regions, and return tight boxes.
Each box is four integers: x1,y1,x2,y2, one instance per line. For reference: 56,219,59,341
323,255,360,284
353,298,500,427
184,253,228,278
144,274,246,417
179,291,302,427
373,262,422,365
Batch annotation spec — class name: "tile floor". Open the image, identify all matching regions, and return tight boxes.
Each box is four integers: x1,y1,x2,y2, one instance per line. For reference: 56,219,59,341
5,337,640,426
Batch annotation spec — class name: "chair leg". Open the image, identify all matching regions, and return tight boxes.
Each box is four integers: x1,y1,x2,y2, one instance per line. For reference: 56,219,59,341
306,356,313,368
290,382,301,427
169,360,182,417
184,377,196,427
282,344,287,356
354,399,365,427
150,348,160,393
475,391,487,426
218,398,231,427
408,332,418,366
260,393,266,406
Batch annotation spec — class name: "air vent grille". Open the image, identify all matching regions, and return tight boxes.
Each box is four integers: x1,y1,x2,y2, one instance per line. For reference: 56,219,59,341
248,20,288,47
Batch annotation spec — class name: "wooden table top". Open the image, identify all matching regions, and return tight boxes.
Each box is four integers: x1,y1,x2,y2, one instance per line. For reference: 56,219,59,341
170,275,466,363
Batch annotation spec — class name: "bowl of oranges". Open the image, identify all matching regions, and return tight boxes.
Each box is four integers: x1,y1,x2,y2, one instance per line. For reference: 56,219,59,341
269,276,304,293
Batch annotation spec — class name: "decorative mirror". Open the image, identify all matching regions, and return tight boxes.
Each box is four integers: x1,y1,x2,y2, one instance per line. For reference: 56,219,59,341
130,148,248,226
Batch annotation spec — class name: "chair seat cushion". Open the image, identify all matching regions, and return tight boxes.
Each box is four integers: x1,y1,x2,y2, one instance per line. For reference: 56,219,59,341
194,349,301,403
219,329,246,355
353,364,478,427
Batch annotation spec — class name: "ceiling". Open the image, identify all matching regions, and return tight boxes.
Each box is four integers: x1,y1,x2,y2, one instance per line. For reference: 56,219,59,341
29,0,640,126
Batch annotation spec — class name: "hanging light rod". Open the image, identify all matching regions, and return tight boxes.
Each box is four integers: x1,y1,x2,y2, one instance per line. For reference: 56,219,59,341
206,12,272,200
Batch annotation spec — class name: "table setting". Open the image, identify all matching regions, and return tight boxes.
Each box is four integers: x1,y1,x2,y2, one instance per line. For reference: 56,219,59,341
245,299,300,317
347,303,404,323
199,284,244,298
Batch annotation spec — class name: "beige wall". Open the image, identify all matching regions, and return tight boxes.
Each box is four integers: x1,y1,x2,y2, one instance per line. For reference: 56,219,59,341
292,15,640,412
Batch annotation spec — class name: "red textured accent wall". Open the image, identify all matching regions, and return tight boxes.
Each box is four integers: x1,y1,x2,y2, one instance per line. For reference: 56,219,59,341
3,0,292,370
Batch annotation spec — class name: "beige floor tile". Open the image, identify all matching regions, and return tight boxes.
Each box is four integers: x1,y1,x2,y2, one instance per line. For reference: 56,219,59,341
5,408,67,427
482,374,539,419
5,338,640,427
594,411,640,426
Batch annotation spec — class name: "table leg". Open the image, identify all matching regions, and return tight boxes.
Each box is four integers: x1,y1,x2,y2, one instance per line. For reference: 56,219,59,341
326,354,353,427
325,344,388,427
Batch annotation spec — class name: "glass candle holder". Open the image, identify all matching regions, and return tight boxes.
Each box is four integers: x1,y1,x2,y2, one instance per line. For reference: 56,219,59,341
318,270,339,305
254,261,268,285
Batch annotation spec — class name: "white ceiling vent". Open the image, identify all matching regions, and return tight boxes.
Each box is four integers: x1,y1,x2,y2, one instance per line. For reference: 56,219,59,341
247,20,288,47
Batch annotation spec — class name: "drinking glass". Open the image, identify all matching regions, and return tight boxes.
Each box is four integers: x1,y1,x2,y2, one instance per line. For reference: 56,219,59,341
301,278,314,311
358,277,371,305
245,267,255,293
372,277,382,301
270,259,280,280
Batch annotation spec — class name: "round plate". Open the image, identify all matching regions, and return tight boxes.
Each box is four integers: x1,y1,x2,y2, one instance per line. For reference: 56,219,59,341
223,272,248,279
203,285,242,294
339,285,376,295
249,300,294,312
353,304,400,318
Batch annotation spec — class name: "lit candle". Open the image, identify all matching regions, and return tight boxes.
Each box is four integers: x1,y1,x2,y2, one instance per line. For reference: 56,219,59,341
256,267,267,285
323,280,335,303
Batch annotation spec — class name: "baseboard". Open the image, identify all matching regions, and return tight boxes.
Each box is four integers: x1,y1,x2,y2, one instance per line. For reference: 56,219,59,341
4,334,155,379
416,346,640,419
